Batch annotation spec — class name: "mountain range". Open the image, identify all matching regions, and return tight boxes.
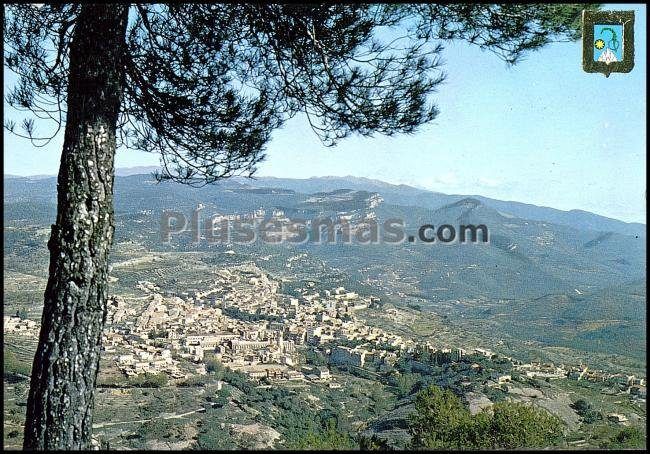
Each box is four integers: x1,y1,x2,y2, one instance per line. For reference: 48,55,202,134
4,171,646,359
6,168,645,237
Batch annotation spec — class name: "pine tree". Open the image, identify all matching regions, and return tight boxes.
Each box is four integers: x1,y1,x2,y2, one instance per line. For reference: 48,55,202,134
4,3,596,449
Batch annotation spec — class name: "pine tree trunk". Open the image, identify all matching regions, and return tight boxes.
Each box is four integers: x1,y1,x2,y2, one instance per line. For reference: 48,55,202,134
23,5,129,450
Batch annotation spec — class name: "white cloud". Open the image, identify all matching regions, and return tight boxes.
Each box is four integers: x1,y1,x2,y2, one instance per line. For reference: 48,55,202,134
431,172,459,186
476,177,503,188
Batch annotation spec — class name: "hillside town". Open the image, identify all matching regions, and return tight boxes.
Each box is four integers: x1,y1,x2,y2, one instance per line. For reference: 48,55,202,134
7,264,644,407
103,265,414,383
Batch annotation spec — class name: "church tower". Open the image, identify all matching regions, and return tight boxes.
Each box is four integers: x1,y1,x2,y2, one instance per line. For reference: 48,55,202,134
277,331,284,354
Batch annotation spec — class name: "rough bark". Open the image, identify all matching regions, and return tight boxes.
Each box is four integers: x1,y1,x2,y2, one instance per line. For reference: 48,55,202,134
23,5,129,450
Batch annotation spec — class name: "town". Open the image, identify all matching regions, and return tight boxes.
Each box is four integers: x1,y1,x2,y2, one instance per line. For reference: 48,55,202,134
5,264,645,408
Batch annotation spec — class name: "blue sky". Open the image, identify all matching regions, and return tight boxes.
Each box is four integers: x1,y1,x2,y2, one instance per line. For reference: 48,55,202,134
3,4,646,223
593,24,623,61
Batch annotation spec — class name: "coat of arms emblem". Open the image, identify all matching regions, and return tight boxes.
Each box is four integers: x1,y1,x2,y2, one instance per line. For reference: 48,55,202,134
583,10,634,77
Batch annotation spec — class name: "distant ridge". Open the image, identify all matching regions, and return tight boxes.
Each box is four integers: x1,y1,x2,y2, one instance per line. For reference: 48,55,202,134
4,170,645,236
4,165,162,179
4,173,56,180
115,166,161,176
239,175,646,236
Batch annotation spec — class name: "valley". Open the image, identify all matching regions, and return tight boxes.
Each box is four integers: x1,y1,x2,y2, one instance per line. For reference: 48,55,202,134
3,173,646,449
